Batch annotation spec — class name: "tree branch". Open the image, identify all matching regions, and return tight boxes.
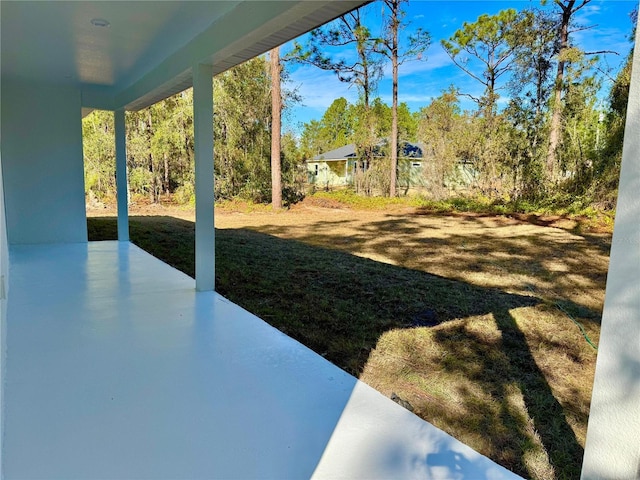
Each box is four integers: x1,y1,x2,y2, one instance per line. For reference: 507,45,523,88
444,48,490,88
584,50,620,56
460,92,482,105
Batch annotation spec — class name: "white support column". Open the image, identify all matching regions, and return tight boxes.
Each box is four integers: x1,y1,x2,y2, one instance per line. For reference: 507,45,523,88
114,109,129,242
581,28,640,480
193,63,215,292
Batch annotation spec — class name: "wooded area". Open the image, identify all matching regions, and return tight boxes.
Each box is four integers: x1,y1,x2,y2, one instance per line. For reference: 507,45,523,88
83,0,636,211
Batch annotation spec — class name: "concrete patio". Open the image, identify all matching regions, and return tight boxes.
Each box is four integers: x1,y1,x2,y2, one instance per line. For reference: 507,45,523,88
3,240,520,479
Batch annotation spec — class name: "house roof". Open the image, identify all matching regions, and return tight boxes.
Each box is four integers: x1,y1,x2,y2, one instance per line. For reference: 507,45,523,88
312,144,359,161
1,1,367,112
311,141,426,161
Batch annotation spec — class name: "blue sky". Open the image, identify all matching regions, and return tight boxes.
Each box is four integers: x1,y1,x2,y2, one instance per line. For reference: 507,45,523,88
281,0,637,134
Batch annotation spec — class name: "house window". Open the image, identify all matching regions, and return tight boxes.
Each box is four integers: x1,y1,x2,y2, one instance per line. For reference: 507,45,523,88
352,160,369,172
314,164,319,176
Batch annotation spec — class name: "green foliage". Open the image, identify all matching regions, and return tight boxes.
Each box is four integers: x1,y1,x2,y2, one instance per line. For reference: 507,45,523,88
588,28,634,208
502,9,557,200
305,189,612,224
82,110,116,201
291,6,383,106
299,119,325,160
128,167,154,197
417,88,468,197
397,102,418,141
214,56,304,204
507,8,556,129
311,189,420,209
300,97,419,156
435,8,555,202
174,183,195,206
214,56,271,202
312,97,354,153
83,56,304,207
122,91,195,203
432,3,631,207
291,5,388,196
559,59,601,190
442,9,520,116
280,131,307,205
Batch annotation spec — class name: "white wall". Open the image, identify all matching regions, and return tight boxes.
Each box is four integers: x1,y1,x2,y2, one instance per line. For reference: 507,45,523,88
581,25,640,480
0,80,87,244
0,150,7,479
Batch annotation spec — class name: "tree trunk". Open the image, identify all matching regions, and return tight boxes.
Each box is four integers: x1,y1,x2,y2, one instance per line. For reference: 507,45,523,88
389,1,399,197
270,46,282,210
147,110,159,204
547,0,576,183
164,154,170,194
357,10,374,194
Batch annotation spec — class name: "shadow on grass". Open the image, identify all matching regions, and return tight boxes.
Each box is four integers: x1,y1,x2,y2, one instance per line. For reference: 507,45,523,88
254,213,609,324
88,215,586,478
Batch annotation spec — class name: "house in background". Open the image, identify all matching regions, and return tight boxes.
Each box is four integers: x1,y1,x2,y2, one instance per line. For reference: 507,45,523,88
307,141,428,189
1,1,638,479
306,141,478,194
307,143,358,188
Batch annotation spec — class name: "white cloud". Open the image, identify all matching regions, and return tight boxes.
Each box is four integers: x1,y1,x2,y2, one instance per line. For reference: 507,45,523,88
574,3,602,24
380,47,454,78
402,47,453,73
289,45,455,113
571,1,633,54
288,65,358,111
570,3,634,79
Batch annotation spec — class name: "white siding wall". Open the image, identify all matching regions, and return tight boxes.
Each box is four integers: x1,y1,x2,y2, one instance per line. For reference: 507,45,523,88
0,149,7,478
581,24,640,480
0,80,87,244
308,161,348,187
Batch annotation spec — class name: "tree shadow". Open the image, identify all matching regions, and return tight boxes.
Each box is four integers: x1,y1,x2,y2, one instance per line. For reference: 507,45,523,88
252,213,609,325
87,214,591,478
423,306,585,478
494,309,583,474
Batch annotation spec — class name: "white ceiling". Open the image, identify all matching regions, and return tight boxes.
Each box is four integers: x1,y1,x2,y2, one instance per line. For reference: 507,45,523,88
1,1,367,111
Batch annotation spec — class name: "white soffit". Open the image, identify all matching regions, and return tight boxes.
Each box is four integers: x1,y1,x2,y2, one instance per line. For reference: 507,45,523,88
1,1,367,111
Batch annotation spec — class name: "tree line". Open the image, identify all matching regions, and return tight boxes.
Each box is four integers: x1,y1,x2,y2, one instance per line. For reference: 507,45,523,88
83,0,636,210
84,56,305,207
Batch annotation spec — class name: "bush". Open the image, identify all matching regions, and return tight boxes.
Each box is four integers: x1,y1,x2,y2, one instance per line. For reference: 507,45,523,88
174,183,195,206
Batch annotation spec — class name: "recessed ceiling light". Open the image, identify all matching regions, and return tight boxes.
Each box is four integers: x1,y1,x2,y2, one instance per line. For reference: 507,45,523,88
90,18,110,28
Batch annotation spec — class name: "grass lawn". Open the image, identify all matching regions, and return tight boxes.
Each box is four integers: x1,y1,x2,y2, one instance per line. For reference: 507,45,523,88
87,198,611,479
